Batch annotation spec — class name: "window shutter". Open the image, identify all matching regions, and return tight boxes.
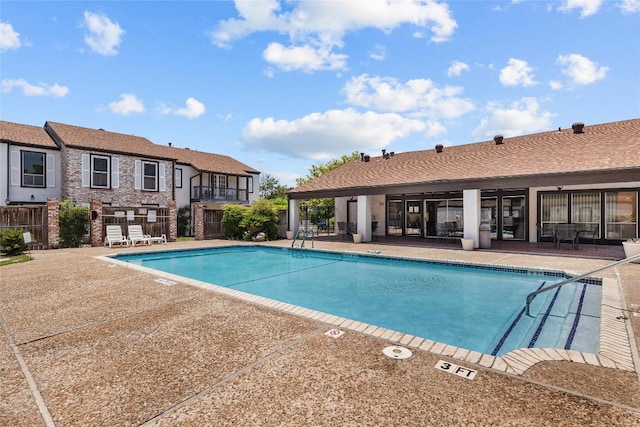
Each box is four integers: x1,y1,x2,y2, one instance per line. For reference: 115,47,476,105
134,160,141,190
46,154,55,187
159,163,166,191
10,150,20,186
111,157,119,188
81,154,90,187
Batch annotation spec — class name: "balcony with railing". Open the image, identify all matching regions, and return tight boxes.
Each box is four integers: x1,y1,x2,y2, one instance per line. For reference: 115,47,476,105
192,186,248,204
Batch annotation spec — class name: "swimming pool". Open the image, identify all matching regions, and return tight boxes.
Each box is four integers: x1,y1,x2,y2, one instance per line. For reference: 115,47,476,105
113,246,602,356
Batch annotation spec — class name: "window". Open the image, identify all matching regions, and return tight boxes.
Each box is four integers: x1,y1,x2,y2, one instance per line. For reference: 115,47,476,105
248,176,253,193
22,151,45,187
175,168,182,188
540,193,568,225
605,191,637,239
143,161,158,191
572,192,601,238
213,174,226,198
92,155,110,188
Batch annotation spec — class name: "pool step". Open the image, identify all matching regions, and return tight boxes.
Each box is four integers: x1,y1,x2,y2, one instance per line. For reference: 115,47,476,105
491,281,601,356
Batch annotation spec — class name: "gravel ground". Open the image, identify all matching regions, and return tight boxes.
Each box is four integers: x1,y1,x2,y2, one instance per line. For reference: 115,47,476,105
1,240,638,426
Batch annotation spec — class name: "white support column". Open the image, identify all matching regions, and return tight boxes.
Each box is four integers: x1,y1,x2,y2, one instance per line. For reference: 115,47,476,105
289,199,300,233
357,195,372,242
463,189,481,248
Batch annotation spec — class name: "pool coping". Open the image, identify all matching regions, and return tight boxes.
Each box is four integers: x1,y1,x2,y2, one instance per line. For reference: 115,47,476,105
99,247,637,376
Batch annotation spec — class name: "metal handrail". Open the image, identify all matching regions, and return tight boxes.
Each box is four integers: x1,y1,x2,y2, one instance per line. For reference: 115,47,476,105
525,252,640,316
291,228,315,249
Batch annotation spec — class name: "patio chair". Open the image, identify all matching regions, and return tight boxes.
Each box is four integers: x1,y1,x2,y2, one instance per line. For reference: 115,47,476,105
556,223,577,249
579,223,598,251
127,224,151,246
536,223,556,247
104,225,129,248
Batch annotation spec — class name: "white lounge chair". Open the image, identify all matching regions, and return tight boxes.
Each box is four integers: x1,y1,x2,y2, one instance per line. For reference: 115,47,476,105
127,224,151,246
128,225,167,246
104,225,129,248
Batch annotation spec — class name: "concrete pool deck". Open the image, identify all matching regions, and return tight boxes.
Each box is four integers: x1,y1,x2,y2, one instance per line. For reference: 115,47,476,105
1,240,639,426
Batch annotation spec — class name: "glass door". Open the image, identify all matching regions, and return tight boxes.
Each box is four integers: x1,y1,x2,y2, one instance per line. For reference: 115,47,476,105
481,197,497,238
387,200,403,236
502,196,526,240
405,200,422,236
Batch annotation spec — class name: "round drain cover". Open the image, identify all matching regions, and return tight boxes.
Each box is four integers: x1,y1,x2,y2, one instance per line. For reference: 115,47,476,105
382,345,412,359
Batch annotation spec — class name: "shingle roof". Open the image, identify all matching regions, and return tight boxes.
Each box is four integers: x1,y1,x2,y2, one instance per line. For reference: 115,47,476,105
290,118,640,195
44,121,170,159
163,145,260,176
0,120,58,148
44,121,259,176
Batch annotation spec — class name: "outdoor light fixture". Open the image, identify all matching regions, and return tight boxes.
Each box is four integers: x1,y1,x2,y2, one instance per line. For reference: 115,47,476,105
30,194,35,200
556,186,563,191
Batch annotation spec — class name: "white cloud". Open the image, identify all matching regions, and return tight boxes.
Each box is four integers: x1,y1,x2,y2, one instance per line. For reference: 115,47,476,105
217,113,233,122
263,41,347,72
83,11,125,56
0,22,21,52
557,53,608,85
620,0,640,13
548,80,563,90
368,44,386,61
558,0,604,17
499,58,537,87
447,60,469,77
472,97,554,139
242,109,425,161
343,74,475,119
1,78,69,97
174,97,206,119
158,98,206,119
108,93,145,115
209,0,457,72
423,120,447,138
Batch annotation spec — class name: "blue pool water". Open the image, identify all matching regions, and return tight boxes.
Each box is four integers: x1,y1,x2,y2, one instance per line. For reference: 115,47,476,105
113,246,601,356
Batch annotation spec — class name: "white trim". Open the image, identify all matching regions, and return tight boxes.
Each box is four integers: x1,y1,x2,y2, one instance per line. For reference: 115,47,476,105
46,153,55,187
10,150,20,186
81,154,90,187
111,157,119,188
134,160,141,190
159,163,166,192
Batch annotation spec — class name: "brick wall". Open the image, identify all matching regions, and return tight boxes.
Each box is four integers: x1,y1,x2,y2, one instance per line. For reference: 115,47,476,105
47,197,59,249
90,199,103,247
194,203,204,240
168,201,178,241
64,148,174,207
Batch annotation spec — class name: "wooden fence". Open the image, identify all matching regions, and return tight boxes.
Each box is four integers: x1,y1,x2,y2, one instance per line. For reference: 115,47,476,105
101,207,171,239
0,206,47,248
203,209,224,239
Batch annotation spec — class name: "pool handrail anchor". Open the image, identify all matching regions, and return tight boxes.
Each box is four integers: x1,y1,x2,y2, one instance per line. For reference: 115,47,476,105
525,252,640,317
291,228,315,250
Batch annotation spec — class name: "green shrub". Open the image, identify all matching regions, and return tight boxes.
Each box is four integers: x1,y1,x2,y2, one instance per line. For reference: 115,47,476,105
222,204,248,240
241,199,278,240
0,229,27,256
177,205,192,237
59,199,90,248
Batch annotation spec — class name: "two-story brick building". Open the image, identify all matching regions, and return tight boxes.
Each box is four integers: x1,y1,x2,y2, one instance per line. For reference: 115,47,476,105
1,119,261,244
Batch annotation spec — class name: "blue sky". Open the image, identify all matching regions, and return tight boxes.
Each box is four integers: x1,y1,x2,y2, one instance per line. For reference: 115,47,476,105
1,1,639,187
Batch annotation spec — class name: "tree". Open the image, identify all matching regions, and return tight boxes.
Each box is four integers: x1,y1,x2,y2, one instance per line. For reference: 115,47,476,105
295,152,360,187
295,151,360,225
260,173,290,200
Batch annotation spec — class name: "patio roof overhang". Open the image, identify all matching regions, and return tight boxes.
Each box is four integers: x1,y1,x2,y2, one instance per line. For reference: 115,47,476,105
288,167,640,200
